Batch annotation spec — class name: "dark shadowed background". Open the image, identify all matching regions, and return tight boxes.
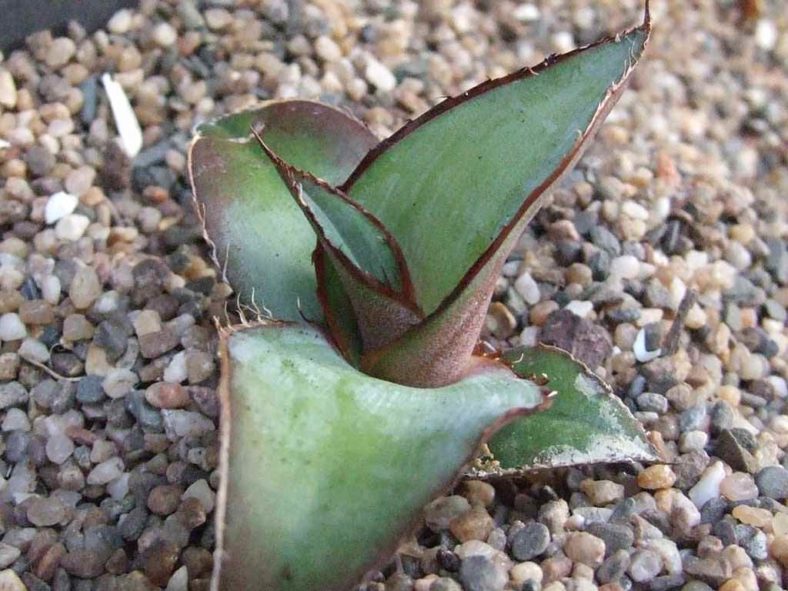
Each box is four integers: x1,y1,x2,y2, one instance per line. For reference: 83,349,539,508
0,0,137,51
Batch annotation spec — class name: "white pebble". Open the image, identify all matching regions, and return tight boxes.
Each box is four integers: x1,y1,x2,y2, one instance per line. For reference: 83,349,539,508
2,408,30,432
166,566,189,591
679,430,708,453
101,73,143,158
107,9,133,34
18,338,50,364
610,255,640,279
0,68,17,108
633,328,661,363
364,57,396,92
514,3,540,21
87,457,125,485
107,473,130,499
102,369,138,399
551,31,575,53
40,275,61,304
564,300,593,318
182,479,216,513
162,410,216,440
314,36,342,62
621,200,650,220
514,272,540,305
153,22,177,47
688,461,725,508
46,434,74,465
519,326,539,348
163,351,188,383
0,313,27,341
755,19,778,50
55,214,90,241
767,376,787,399
641,538,682,575
45,192,78,224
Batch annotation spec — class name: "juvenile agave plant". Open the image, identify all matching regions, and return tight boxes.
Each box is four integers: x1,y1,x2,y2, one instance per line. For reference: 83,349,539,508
189,7,657,591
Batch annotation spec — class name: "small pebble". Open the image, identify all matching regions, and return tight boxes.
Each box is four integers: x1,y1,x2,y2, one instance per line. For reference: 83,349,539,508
45,192,78,224
637,465,676,490
720,472,759,501
564,532,605,567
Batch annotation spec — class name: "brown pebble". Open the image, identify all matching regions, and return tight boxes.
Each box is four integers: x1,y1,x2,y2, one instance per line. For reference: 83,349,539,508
147,484,183,516
33,542,65,581
145,382,190,409
461,480,495,507
731,505,772,528
449,506,494,542
720,472,758,501
564,532,605,567
770,535,788,567
637,465,677,490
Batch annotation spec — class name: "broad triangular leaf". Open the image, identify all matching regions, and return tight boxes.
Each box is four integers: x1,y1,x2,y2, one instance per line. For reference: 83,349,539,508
482,345,658,472
188,100,378,322
344,20,650,313
344,17,650,385
213,324,547,591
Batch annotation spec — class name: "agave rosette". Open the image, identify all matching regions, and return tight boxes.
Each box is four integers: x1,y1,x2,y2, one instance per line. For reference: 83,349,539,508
189,9,656,590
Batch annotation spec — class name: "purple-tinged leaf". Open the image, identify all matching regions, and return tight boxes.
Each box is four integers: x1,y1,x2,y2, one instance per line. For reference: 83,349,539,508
188,100,377,322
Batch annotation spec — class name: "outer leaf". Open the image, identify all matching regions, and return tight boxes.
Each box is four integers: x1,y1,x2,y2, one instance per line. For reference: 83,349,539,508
483,345,658,472
212,324,547,591
188,100,377,322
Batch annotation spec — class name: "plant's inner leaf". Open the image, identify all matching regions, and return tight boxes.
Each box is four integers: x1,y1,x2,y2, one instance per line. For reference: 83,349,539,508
255,131,423,351
188,100,378,322
213,324,547,591
342,18,650,385
482,345,658,472
313,245,363,365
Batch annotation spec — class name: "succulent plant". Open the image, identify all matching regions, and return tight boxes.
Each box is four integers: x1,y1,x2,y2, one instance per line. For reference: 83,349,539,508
189,7,657,591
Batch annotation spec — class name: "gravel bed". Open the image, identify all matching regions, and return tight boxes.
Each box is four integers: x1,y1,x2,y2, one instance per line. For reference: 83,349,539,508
0,1,786,590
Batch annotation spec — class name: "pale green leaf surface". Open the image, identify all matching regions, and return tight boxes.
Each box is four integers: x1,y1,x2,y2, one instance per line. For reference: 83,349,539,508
189,100,377,321
345,26,649,315
485,345,657,471
214,325,545,591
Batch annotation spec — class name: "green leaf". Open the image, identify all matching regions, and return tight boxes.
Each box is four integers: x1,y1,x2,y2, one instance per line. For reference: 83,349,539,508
188,100,377,322
343,21,650,318
255,134,423,351
483,345,658,472
214,324,546,591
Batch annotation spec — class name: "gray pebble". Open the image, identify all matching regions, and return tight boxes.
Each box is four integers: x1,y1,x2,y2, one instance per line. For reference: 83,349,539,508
459,555,507,591
76,375,106,404
586,522,634,556
590,226,621,256
0,381,28,409
509,521,550,561
637,392,669,414
754,465,788,499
